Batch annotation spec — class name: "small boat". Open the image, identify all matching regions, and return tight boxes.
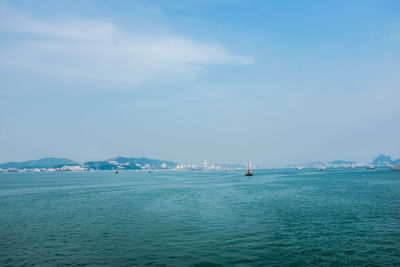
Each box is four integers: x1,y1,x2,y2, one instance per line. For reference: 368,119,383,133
367,165,375,170
318,166,326,170
115,170,118,174
245,165,253,176
296,166,304,170
391,166,400,171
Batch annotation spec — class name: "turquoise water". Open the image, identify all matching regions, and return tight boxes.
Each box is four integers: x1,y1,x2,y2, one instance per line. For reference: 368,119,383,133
1,168,399,266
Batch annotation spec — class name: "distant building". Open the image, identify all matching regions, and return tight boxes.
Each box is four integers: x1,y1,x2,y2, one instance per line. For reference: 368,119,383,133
204,160,208,168
61,165,85,172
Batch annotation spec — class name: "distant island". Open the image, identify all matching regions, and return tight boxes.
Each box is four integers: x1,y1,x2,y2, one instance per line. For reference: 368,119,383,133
286,154,400,168
372,154,400,166
0,154,399,173
0,157,244,173
0,157,178,172
0,157,78,169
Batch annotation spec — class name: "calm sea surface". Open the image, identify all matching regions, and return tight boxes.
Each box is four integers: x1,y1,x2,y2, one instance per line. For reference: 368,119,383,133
1,168,399,266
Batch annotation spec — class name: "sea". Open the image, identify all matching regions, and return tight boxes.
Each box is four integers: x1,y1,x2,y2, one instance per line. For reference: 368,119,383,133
1,168,399,266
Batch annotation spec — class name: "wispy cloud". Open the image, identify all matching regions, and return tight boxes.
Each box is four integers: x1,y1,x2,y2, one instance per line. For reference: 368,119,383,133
0,4,253,88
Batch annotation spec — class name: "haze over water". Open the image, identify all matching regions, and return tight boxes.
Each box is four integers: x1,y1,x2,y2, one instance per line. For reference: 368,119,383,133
1,1,400,165
1,168,399,266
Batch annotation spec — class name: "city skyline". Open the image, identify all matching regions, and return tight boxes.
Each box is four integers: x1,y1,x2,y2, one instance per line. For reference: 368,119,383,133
1,0,400,165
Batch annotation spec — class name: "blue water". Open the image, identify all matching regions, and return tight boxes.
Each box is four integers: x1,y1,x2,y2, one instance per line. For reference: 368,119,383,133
1,168,399,266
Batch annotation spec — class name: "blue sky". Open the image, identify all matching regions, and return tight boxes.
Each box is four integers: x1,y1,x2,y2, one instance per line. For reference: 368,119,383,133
1,0,400,165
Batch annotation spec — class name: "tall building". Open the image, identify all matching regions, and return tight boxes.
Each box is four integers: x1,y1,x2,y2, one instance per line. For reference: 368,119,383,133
204,160,208,168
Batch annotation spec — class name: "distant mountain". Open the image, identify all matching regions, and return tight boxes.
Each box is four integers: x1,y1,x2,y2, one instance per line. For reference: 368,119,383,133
84,157,177,170
372,154,400,166
0,157,78,169
83,161,124,171
0,156,178,171
112,157,177,168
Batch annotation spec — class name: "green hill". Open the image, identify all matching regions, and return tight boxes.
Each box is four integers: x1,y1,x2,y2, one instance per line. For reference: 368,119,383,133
372,154,400,166
0,157,78,169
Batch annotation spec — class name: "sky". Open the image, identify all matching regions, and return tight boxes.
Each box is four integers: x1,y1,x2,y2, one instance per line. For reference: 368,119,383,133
1,0,400,166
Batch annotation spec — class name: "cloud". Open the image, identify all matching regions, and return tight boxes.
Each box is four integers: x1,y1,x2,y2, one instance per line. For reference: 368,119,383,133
0,4,253,88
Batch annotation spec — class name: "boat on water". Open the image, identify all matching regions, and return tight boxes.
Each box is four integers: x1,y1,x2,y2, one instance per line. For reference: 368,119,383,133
296,166,304,170
245,165,253,176
318,166,326,170
367,165,375,170
115,170,118,174
347,165,356,169
391,166,400,171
